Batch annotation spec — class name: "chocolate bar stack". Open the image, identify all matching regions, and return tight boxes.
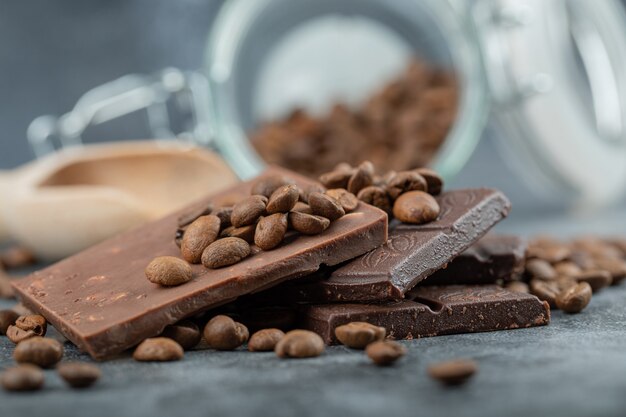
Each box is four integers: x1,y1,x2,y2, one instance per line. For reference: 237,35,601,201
12,166,549,360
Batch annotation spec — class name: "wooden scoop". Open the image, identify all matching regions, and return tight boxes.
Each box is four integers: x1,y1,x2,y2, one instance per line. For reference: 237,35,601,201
0,141,238,261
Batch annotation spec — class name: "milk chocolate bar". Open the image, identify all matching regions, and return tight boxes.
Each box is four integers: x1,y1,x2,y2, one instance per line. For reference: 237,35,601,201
301,285,550,344
12,168,388,359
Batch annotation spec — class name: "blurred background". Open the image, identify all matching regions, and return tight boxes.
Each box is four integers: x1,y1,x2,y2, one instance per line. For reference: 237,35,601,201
2,0,626,252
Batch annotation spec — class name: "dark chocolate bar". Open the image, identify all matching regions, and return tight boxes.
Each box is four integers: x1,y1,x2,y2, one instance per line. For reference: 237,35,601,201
12,168,388,359
300,285,550,344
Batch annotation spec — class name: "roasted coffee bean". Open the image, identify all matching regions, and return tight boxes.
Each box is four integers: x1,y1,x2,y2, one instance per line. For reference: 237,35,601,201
177,203,214,228
525,259,557,280
292,201,313,214
255,214,288,250
428,359,478,386
347,164,373,195
299,183,326,204
308,192,345,221
145,256,193,287
365,340,406,366
319,169,353,189
160,320,202,350
357,186,392,213
335,322,386,349
133,337,184,362
202,237,251,269
181,215,221,264
0,246,36,270
569,250,596,270
325,189,359,212
0,309,19,335
275,330,325,358
1,364,44,391
527,244,571,264
288,212,331,235
248,328,285,352
212,206,234,229
57,362,101,388
231,195,267,227
174,227,186,248
266,184,299,214
386,171,428,200
11,314,47,339
607,238,626,257
593,257,626,284
220,224,256,244
556,282,592,314
553,261,582,277
6,327,36,344
574,270,612,292
14,336,64,368
203,315,249,350
251,175,295,198
392,191,440,224
504,281,530,293
414,168,443,195
529,279,560,307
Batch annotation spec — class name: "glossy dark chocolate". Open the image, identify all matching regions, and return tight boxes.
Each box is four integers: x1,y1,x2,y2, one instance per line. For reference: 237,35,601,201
12,167,388,359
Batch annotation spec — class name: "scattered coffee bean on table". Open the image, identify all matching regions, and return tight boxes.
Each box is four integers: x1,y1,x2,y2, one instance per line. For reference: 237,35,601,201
203,315,249,351
334,322,386,349
428,359,478,386
248,328,285,352
275,330,325,359
133,338,184,362
160,320,202,350
57,362,101,389
556,282,592,314
145,256,193,287
13,336,64,368
1,364,44,392
0,246,36,270
365,341,406,366
6,314,47,344
0,309,19,334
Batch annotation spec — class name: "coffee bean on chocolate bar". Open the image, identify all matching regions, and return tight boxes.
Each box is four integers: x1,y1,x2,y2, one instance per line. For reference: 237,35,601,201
292,201,313,214
14,337,63,368
325,189,359,213
428,359,477,386
203,315,249,350
201,238,251,269
504,281,529,293
386,171,428,200
255,214,288,250
181,215,221,264
266,184,299,214
553,261,582,277
212,206,234,230
177,203,214,228
220,224,256,244
145,256,193,287
1,246,36,270
160,320,202,350
365,341,406,366
231,195,267,227
0,309,19,334
308,192,345,221
393,191,440,224
556,282,592,313
335,322,386,349
175,227,186,248
275,330,325,358
319,169,353,190
133,337,184,362
248,328,285,352
529,279,560,307
347,164,374,195
251,174,295,198
299,184,326,204
525,259,557,280
288,212,330,235
414,168,443,195
1,364,44,392
574,270,612,292
57,362,101,389
357,186,392,213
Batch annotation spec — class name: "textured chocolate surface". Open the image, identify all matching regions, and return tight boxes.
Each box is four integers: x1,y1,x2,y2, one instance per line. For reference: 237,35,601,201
301,285,550,344
278,189,511,302
422,234,527,285
12,168,388,359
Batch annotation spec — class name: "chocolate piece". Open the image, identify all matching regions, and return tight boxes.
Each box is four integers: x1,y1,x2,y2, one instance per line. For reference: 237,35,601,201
280,189,511,302
422,235,526,285
12,168,387,360
301,285,550,344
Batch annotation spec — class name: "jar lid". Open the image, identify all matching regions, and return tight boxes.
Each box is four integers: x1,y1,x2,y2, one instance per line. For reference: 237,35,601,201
473,0,626,205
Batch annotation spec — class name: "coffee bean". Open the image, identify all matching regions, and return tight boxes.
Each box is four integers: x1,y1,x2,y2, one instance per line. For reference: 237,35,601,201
325,189,359,212
177,203,214,228
607,238,626,257
347,164,373,195
414,168,443,195
308,192,345,221
275,330,325,358
504,281,529,293
57,362,101,388
231,195,267,227
145,256,193,287
255,213,288,250
569,250,596,270
525,259,557,280
160,320,202,350
181,215,221,264
392,191,440,224
556,282,592,313
1,364,44,391
14,336,64,368
299,184,326,204
553,261,582,277
288,212,331,235
248,328,285,352
220,224,256,244
7,314,47,343
574,270,612,292
529,279,560,307
212,206,234,229
335,322,386,349
428,359,478,386
365,340,406,366
266,184,299,214
292,201,313,214
203,315,249,350
201,237,251,269
593,257,626,284
319,169,353,189
527,244,571,264
1,246,36,270
0,309,19,335
357,186,392,213
133,337,184,361
386,171,428,200
251,175,295,198
174,227,186,248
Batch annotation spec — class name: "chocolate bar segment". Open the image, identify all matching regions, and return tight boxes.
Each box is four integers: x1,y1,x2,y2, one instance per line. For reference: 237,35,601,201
12,168,388,359
301,285,550,344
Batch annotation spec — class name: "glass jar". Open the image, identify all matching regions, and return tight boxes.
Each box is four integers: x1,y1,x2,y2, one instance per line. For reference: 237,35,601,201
28,0,626,205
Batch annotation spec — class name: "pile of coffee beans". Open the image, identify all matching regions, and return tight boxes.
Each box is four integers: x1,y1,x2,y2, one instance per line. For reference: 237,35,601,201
251,59,457,177
318,161,443,224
